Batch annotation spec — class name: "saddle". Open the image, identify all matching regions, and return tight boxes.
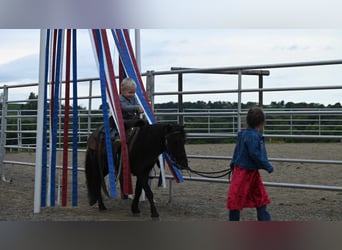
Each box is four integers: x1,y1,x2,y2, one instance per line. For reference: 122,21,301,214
87,119,146,152
124,118,146,130
124,119,146,153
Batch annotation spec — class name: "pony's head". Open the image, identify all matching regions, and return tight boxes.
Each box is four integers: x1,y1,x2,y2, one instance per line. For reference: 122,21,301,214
164,124,189,170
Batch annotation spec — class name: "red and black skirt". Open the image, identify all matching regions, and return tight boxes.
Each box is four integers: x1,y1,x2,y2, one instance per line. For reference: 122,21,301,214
227,166,270,210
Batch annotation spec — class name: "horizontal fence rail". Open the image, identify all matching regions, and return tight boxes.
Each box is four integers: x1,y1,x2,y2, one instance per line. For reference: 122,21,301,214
154,108,342,140
152,59,342,75
153,85,342,96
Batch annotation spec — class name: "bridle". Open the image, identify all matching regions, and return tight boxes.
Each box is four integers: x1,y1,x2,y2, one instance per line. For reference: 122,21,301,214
164,130,187,169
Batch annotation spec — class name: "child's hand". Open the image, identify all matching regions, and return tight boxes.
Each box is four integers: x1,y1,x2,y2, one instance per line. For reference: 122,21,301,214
268,166,274,174
138,107,144,114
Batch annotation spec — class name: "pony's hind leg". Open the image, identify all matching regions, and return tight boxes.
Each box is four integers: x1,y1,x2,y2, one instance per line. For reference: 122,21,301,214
95,180,106,211
85,149,105,211
131,176,143,215
98,193,107,211
95,165,106,211
141,175,159,218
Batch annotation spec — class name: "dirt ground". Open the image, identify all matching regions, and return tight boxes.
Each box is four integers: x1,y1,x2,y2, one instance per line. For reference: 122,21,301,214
0,143,341,221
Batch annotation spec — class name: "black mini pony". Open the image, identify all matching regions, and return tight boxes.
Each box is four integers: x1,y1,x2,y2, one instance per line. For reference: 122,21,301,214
85,121,188,218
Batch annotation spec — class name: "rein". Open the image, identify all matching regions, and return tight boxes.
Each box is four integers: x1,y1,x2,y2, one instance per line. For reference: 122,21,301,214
187,167,232,179
164,130,232,179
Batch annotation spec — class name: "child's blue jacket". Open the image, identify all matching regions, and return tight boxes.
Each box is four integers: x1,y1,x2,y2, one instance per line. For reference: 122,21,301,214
119,95,141,120
230,127,274,173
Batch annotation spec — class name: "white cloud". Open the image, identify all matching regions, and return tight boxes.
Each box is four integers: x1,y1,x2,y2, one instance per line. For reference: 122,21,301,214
0,54,39,82
0,29,39,64
141,29,342,70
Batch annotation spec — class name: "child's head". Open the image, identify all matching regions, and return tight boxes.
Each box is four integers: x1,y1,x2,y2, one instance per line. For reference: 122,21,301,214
121,78,137,100
246,107,265,131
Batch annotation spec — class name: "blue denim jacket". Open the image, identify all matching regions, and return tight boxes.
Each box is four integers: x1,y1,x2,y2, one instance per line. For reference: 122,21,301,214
230,127,274,173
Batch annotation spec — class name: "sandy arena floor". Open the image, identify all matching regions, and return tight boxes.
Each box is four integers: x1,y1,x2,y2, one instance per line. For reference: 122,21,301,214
0,143,341,221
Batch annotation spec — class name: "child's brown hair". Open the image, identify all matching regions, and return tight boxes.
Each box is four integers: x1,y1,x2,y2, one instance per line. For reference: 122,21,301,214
246,107,265,128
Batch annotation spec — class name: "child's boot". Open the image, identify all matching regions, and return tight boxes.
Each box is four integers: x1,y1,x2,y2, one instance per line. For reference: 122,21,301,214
256,206,271,221
228,210,240,221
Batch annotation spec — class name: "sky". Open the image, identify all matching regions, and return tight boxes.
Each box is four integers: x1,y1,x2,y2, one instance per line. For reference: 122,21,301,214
0,29,342,107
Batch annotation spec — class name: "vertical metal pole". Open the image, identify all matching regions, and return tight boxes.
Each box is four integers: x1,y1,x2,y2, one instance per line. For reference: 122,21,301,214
34,29,47,213
232,115,235,133
0,85,8,178
168,179,173,203
318,112,321,136
135,31,145,199
79,115,81,144
237,71,242,132
178,73,184,125
17,110,22,151
134,29,141,72
208,114,210,134
258,74,264,107
290,113,293,135
146,71,155,109
88,80,93,136
57,78,63,206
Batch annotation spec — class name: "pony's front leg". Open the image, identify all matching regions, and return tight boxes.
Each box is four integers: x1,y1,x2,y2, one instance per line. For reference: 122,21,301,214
141,175,159,218
131,176,143,215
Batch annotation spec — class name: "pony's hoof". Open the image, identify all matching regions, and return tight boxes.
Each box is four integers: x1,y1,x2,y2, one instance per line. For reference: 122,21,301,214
151,216,160,221
89,200,97,206
131,204,141,215
99,205,107,211
121,194,128,200
151,212,159,219
132,212,141,217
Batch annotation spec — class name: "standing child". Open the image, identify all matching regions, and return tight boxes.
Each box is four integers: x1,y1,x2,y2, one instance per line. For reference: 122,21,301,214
227,107,274,221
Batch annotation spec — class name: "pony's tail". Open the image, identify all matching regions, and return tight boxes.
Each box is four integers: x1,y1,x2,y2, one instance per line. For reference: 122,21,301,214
85,148,99,206
99,157,110,198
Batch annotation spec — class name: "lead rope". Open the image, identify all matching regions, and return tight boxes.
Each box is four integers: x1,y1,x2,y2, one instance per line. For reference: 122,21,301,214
164,133,232,179
187,168,232,179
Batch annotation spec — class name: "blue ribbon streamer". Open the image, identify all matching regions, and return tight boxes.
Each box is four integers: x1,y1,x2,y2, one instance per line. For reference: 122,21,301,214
50,29,63,206
41,29,50,207
111,30,156,124
111,29,183,182
94,29,116,198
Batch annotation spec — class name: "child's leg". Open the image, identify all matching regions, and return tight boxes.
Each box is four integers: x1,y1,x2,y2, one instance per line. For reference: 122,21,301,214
256,206,271,221
228,210,240,221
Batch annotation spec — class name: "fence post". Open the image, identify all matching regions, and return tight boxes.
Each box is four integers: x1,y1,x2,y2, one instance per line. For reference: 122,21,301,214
0,85,8,170
232,115,235,133
88,80,93,137
237,71,242,132
168,178,173,203
208,112,210,133
290,112,293,135
17,110,22,151
178,73,184,125
318,111,321,136
146,70,155,109
258,74,264,107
